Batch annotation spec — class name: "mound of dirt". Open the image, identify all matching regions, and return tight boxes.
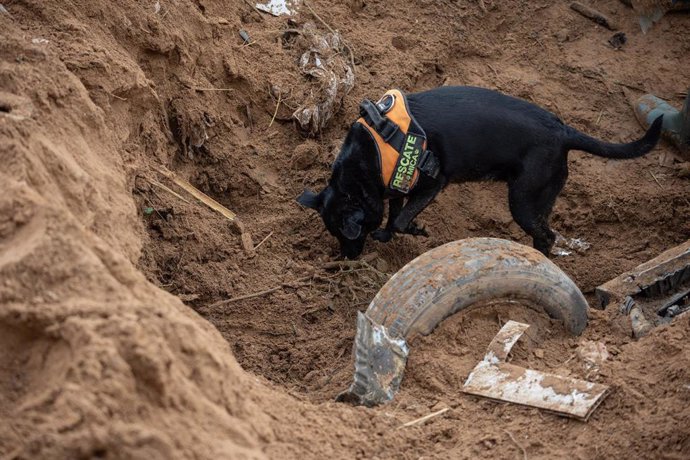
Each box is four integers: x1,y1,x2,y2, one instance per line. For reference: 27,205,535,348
1,0,689,458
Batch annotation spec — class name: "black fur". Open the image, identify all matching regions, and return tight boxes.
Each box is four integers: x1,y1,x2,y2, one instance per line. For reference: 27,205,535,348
298,86,663,258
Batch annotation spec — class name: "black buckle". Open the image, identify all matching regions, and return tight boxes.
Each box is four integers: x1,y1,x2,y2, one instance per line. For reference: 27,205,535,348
359,99,400,143
378,122,399,143
418,150,440,179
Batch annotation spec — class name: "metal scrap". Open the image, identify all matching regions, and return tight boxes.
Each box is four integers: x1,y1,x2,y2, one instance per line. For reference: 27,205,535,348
596,240,690,337
463,321,610,421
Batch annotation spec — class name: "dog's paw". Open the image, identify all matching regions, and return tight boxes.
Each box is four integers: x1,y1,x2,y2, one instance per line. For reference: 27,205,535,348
405,221,429,237
371,228,393,242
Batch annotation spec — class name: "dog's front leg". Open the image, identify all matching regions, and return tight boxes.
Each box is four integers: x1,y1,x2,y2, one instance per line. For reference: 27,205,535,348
393,183,442,236
371,197,404,242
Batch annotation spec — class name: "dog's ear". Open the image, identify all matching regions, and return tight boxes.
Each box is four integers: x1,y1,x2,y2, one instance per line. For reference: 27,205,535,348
297,189,322,210
341,209,364,240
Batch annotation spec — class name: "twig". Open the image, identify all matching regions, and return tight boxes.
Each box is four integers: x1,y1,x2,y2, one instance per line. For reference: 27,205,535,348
649,171,663,189
107,92,128,101
254,231,274,250
268,93,282,129
210,275,313,307
242,0,265,19
487,63,499,78
570,2,617,30
613,80,646,93
213,286,282,305
399,408,450,428
504,430,528,460
156,167,238,221
596,110,604,125
209,253,386,306
302,0,356,72
148,178,191,204
191,87,235,92
321,252,378,270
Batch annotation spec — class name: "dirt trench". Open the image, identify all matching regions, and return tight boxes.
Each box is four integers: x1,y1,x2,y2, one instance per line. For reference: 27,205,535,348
1,0,690,458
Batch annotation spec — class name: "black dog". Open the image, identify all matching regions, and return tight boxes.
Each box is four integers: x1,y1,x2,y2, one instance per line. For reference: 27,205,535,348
298,86,662,259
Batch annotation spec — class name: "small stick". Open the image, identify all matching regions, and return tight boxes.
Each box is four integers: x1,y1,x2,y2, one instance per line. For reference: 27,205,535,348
570,2,617,30
191,87,235,92
254,231,274,250
156,168,238,221
148,178,192,204
268,93,282,129
107,92,128,101
649,171,663,189
213,286,282,305
614,80,646,93
487,63,499,78
210,275,313,307
321,252,378,270
399,408,450,428
243,0,265,19
504,430,528,460
596,110,604,125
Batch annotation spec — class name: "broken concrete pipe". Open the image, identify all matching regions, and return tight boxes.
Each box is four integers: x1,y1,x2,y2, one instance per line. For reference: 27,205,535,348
463,321,609,421
337,238,589,407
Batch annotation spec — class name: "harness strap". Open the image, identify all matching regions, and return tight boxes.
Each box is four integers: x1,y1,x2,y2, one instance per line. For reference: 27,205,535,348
358,92,440,194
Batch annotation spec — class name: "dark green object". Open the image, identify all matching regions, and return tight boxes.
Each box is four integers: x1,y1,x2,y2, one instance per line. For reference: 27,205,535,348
634,91,690,154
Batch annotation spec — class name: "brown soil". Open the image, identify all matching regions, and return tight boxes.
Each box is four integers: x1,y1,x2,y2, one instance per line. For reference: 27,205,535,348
1,0,689,458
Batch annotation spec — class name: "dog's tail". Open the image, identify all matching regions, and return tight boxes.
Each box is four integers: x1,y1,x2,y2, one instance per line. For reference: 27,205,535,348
564,115,663,159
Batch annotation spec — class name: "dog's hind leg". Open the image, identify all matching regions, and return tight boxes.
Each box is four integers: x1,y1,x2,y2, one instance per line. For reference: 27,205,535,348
508,160,567,256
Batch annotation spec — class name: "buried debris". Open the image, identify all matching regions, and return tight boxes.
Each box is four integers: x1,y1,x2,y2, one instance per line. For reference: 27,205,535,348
337,238,590,406
462,321,610,421
255,0,299,16
291,21,354,135
551,231,591,257
596,240,690,337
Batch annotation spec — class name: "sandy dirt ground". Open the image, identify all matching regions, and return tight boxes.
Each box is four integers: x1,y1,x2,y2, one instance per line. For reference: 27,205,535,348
1,0,689,458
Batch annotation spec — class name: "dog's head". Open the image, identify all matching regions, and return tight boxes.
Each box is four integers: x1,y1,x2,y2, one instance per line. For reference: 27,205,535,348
298,183,383,259
297,125,384,259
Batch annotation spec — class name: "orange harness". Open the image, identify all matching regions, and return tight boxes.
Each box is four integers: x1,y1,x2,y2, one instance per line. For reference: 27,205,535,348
357,90,439,194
